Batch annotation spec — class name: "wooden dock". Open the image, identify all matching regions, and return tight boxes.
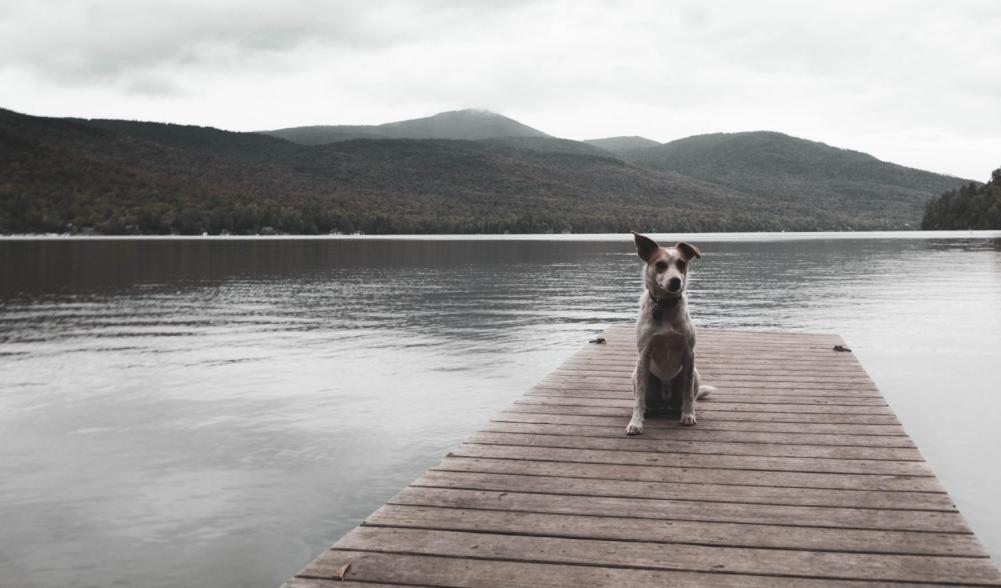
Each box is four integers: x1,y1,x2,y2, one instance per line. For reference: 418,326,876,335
283,326,1001,587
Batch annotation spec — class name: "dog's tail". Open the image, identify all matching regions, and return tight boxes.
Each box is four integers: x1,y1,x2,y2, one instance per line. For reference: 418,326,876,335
696,384,716,400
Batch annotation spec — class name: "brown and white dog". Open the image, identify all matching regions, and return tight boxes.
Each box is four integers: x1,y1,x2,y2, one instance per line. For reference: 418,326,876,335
625,232,714,436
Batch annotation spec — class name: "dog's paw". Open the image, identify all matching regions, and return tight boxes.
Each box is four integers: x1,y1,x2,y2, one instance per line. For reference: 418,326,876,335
680,413,697,426
625,422,644,436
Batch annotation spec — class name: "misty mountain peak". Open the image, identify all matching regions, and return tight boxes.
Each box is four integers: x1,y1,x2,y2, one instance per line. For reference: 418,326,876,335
263,108,548,145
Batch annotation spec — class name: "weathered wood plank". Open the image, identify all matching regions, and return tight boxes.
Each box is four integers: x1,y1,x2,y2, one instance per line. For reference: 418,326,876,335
572,354,869,366
560,354,856,364
534,383,886,398
517,396,895,414
300,550,939,588
590,338,843,344
601,332,842,344
495,409,910,435
533,383,886,398
524,392,892,412
556,360,874,373
568,342,853,354
528,389,889,405
569,342,848,352
331,527,1001,585
449,443,933,476
570,358,872,370
578,361,874,373
550,367,879,384
392,485,961,533
365,503,988,557
505,402,903,424
540,375,880,391
415,470,954,511
466,430,923,461
562,358,871,372
600,337,845,348
482,421,917,448
433,455,943,493
282,580,399,588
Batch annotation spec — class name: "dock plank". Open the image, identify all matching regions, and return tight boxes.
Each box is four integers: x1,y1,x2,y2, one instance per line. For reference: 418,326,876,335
505,402,903,424
465,430,923,460
365,503,988,557
282,326,1000,587
432,455,945,493
481,420,917,447
450,441,932,476
516,396,896,413
414,470,955,511
391,486,964,533
296,550,940,588
528,388,890,403
493,410,911,435
330,527,1001,585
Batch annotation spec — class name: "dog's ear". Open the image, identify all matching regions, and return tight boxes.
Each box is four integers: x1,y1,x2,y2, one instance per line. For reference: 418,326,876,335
632,232,660,262
675,242,702,261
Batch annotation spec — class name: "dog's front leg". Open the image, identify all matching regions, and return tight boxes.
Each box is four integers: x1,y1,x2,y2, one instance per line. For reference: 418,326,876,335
626,354,650,436
679,355,697,426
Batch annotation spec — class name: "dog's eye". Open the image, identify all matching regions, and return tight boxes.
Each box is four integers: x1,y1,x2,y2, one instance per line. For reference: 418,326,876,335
655,261,668,272
676,260,687,272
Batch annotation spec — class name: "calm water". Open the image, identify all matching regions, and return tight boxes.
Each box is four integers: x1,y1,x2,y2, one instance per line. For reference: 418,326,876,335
1,233,1000,587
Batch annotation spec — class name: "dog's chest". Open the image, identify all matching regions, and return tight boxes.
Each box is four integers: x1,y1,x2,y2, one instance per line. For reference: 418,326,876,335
644,332,687,381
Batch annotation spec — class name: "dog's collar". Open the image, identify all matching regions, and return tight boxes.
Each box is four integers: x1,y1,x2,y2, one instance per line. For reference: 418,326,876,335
649,291,683,320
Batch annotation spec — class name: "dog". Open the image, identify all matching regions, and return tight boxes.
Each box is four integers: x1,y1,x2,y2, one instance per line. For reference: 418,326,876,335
625,232,714,436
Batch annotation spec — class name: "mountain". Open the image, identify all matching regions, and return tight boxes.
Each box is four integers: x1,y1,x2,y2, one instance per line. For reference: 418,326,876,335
0,107,973,235
262,109,549,145
585,136,661,155
624,131,965,226
0,107,859,235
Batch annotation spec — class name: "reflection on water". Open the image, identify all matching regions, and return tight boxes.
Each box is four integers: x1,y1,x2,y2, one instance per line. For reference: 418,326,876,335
1,234,1000,587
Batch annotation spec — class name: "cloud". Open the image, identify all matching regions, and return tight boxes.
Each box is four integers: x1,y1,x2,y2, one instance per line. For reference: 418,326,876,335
0,0,998,178
0,0,425,88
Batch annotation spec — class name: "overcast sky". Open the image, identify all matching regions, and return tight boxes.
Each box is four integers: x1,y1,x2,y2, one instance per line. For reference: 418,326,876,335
1,0,998,179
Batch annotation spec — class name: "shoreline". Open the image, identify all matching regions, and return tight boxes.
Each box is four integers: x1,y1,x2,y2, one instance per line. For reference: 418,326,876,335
2,229,1001,242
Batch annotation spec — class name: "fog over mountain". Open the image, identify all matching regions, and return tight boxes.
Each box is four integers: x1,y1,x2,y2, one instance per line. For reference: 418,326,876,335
263,109,549,145
583,136,662,155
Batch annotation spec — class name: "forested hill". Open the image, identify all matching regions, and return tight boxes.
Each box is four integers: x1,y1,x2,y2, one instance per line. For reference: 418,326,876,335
621,132,967,223
921,169,1000,229
0,107,973,235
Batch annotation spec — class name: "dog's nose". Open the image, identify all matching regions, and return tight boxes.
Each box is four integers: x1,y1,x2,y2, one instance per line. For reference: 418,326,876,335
667,277,681,292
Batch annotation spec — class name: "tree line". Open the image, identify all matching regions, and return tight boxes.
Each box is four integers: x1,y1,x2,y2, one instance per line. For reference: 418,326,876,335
921,168,1001,230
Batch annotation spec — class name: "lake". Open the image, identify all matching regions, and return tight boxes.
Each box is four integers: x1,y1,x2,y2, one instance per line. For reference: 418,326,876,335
1,232,1000,587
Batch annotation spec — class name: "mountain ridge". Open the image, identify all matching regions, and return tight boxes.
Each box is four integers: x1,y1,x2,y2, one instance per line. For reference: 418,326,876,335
0,106,973,234
262,108,549,145
622,131,966,224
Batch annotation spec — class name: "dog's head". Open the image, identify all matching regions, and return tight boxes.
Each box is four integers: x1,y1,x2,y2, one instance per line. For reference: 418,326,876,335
632,232,701,299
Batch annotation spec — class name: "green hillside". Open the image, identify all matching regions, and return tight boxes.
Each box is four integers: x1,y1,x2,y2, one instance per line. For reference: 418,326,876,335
0,108,793,234
624,131,967,228
0,107,973,235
